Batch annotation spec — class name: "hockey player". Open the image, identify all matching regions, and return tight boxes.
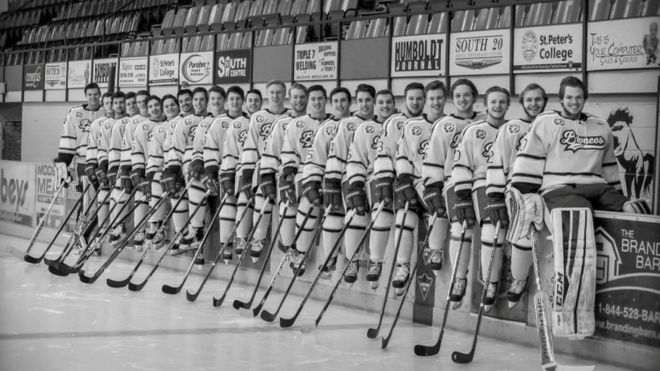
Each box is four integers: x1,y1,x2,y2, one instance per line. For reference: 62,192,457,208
344,89,396,287
165,88,208,254
421,78,483,307
323,84,377,280
246,89,263,116
261,85,329,273
301,87,352,277
239,80,289,260
452,86,511,312
145,94,180,248
370,83,425,288
257,82,309,263
388,80,447,292
485,83,548,308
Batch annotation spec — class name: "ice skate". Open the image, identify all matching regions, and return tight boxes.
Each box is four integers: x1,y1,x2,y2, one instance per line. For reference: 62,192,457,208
290,250,306,276
392,263,410,296
108,224,126,246
221,243,233,262
321,256,337,279
429,249,443,273
450,277,467,309
343,260,358,283
249,239,265,263
366,260,382,289
132,230,145,251
483,281,499,313
234,237,248,255
506,279,528,309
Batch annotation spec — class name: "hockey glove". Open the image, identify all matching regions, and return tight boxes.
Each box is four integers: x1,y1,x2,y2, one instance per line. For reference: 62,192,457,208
454,197,476,228
203,174,220,196
53,159,72,188
162,166,182,194
302,181,322,206
394,174,419,209
259,173,277,202
120,174,133,193
85,164,100,189
96,161,110,190
485,197,509,229
323,178,342,211
240,169,255,198
423,183,446,216
279,167,297,204
373,177,394,204
188,159,204,181
219,171,235,196
130,168,145,188
108,166,119,187
346,182,368,215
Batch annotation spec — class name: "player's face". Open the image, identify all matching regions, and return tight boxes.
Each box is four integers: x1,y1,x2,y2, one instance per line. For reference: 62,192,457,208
178,94,192,114
375,94,395,122
331,92,350,118
486,91,509,121
163,98,180,120
113,98,126,116
560,86,585,118
148,99,162,120
426,89,446,117
137,94,149,116
246,93,262,114
209,92,225,113
522,89,546,120
290,88,308,114
268,85,286,106
356,92,375,118
405,89,425,116
453,84,476,114
102,96,113,116
126,97,138,116
85,88,101,107
308,91,326,116
193,93,208,114
227,92,244,114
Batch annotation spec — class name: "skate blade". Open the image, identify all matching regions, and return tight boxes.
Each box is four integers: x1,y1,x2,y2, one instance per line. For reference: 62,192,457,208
451,300,463,310
250,256,259,263
369,281,379,290
507,300,520,309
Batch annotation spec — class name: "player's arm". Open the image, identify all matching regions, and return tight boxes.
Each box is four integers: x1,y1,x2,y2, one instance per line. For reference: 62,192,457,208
452,127,476,201
510,120,548,194
486,129,508,200
108,122,124,184
373,119,396,180
260,122,284,175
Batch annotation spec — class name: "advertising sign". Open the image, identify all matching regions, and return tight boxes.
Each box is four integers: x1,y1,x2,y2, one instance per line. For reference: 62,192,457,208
180,51,213,85
215,49,251,84
391,34,446,77
93,58,118,88
45,62,67,90
588,16,660,71
67,60,91,89
450,29,511,76
34,162,66,229
23,64,44,90
119,57,148,87
149,53,180,85
514,23,582,72
0,161,35,226
294,42,338,81
593,213,660,348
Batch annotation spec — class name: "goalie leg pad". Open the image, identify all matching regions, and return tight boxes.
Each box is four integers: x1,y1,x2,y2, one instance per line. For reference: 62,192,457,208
550,207,596,338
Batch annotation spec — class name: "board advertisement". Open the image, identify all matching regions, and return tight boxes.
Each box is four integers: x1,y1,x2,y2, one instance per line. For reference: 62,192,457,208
180,51,213,85
0,161,35,226
92,58,118,88
450,29,511,76
148,53,180,85
215,49,251,84
45,62,67,90
67,60,91,89
588,16,660,71
23,64,44,90
294,42,338,81
514,23,582,72
119,57,148,88
391,34,446,77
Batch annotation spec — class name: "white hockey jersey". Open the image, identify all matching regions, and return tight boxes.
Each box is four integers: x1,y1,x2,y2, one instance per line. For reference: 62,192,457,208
325,115,369,182
452,120,502,200
345,119,385,186
301,116,342,184
373,112,421,181
58,104,101,166
485,119,531,199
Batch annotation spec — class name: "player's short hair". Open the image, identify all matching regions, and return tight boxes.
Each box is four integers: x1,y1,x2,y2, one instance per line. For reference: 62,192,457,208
376,89,395,101
266,80,286,90
355,84,376,98
125,92,136,100
192,87,208,101
101,92,113,101
227,86,245,100
136,90,150,98
519,83,548,105
289,82,308,96
84,82,101,95
177,89,193,99
451,78,478,98
209,85,227,99
308,84,327,98
112,91,126,100
404,82,425,97
483,85,510,105
162,94,179,107
247,89,262,100
147,95,161,105
330,87,351,103
558,76,588,100
425,80,447,96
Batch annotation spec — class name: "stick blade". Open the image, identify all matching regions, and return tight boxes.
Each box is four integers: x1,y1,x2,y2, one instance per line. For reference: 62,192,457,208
128,280,146,292
161,284,181,295
413,343,440,357
212,295,225,307
232,299,248,310
78,270,97,284
106,277,130,288
260,310,276,322
24,254,42,264
366,327,380,339
185,290,199,302
43,257,56,266
279,316,295,328
380,337,391,349
48,263,70,277
252,303,263,317
451,350,474,364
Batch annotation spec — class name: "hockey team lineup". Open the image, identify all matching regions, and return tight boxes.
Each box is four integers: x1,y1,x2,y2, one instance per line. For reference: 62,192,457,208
14,73,654,371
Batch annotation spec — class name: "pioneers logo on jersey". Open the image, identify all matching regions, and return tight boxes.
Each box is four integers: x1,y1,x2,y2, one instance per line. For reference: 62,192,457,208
560,130,606,152
79,119,91,131
300,130,314,148
419,140,429,159
259,122,273,140
256,114,265,123
325,124,337,136
365,125,375,134
346,122,356,131
296,120,305,128
233,121,242,129
371,135,382,150
483,142,494,162
238,129,248,145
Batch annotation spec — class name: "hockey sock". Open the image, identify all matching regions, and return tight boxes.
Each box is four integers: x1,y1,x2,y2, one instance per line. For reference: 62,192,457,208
170,192,189,234
97,189,110,228
252,192,272,241
449,221,472,279
369,208,394,262
148,180,167,223
235,192,253,240
219,195,237,244
394,209,418,265
133,190,148,228
344,213,369,260
480,221,505,283
278,202,297,247
188,179,207,229
292,198,318,252
322,213,344,257
428,217,449,253
511,241,533,282
110,185,130,223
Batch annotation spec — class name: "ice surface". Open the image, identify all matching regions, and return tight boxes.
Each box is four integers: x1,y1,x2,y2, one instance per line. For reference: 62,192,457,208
0,235,623,371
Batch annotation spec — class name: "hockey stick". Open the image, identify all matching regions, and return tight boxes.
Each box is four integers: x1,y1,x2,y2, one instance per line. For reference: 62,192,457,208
413,220,468,356
106,187,196,288
314,202,386,327
232,201,292,309
452,221,501,364
24,180,67,257
162,194,230,295
366,201,410,339
211,196,271,307
77,190,171,284
279,209,358,328
381,212,438,349
24,185,85,264
185,192,256,302
259,205,331,323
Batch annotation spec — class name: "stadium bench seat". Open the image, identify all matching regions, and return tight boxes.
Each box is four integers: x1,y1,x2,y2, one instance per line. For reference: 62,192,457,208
172,7,188,35
589,0,611,20
184,6,200,33
427,12,447,34
365,17,387,38
497,6,511,28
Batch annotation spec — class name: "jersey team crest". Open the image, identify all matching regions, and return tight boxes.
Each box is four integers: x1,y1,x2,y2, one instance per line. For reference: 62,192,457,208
560,130,606,152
